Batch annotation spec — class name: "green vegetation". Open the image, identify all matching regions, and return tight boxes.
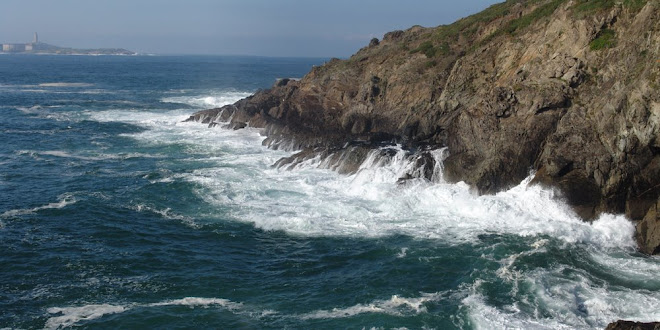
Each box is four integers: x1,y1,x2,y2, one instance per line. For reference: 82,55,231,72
572,0,616,17
437,42,450,56
572,0,648,17
432,0,521,43
410,40,450,58
589,29,616,50
504,0,565,34
411,41,437,58
473,0,565,49
623,0,648,11
408,0,646,59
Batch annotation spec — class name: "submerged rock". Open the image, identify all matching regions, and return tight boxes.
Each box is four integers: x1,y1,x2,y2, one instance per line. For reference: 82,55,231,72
186,0,660,254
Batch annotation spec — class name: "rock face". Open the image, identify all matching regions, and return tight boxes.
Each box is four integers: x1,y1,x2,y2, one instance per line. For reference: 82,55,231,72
187,0,660,254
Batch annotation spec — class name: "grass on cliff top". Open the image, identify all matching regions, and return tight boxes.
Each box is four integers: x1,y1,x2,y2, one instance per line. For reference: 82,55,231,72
413,0,533,59
412,0,648,57
504,0,565,34
473,0,565,48
433,0,521,42
572,0,648,17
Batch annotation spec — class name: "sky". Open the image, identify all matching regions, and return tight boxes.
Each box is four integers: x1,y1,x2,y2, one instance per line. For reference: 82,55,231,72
0,0,501,57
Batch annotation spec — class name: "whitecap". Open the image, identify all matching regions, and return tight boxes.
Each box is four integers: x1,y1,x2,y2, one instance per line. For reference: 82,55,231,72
38,82,94,88
161,91,252,109
1,193,77,218
16,150,163,162
45,304,126,330
299,292,444,320
44,297,256,328
148,297,242,310
131,203,200,229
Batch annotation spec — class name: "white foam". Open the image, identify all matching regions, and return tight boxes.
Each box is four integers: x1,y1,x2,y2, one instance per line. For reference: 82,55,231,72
463,254,660,330
38,82,94,88
299,293,443,320
16,105,58,114
131,203,201,229
17,88,109,95
44,304,126,330
162,91,251,109
44,297,255,328
189,145,636,252
17,150,162,162
148,297,242,310
462,293,574,330
79,100,660,328
1,193,77,218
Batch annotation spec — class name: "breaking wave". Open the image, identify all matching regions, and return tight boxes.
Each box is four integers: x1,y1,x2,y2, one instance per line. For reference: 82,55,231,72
161,91,251,108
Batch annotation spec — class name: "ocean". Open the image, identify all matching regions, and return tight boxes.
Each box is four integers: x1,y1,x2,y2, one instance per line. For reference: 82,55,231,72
1,54,659,329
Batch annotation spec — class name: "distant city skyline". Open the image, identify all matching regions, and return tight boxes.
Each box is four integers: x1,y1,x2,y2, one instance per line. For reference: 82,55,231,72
0,0,501,57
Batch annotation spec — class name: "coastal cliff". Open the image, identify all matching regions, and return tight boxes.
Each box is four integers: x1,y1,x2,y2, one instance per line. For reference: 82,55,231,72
188,0,660,254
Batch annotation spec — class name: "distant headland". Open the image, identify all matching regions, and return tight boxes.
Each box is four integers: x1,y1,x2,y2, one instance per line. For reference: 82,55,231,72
1,33,136,55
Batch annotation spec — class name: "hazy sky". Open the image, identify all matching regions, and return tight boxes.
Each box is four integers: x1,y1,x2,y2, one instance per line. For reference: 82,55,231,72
1,0,500,57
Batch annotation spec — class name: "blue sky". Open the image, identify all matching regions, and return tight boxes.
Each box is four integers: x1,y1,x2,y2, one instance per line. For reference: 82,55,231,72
1,0,500,57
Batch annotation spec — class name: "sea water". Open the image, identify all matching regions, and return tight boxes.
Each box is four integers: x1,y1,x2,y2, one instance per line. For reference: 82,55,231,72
1,55,659,329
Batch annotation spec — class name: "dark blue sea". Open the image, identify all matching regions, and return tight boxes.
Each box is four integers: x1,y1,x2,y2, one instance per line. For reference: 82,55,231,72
1,54,659,329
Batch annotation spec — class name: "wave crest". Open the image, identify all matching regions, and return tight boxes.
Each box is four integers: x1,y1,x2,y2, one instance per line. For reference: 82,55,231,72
1,193,77,218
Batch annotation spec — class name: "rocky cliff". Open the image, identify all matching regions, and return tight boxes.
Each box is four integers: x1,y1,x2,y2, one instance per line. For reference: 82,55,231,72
187,0,660,254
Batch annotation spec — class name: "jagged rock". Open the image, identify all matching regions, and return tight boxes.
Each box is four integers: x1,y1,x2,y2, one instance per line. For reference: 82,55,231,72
383,30,404,42
187,0,660,254
275,78,292,87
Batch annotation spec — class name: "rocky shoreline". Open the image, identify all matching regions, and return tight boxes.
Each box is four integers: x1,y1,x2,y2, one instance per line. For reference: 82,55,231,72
187,0,659,256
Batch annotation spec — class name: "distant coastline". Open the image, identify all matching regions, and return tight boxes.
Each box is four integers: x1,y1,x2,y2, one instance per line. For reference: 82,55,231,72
1,33,136,56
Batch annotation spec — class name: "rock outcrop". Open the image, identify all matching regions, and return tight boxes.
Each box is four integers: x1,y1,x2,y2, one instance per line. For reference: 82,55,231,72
187,0,660,254
605,320,660,330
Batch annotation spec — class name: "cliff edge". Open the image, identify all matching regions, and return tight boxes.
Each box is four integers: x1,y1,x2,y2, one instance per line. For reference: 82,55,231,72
188,0,660,254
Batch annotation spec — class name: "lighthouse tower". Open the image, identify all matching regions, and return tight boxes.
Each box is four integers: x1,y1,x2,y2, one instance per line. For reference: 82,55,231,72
33,32,38,44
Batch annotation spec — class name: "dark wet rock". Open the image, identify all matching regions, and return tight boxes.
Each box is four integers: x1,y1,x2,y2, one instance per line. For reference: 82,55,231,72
605,320,660,330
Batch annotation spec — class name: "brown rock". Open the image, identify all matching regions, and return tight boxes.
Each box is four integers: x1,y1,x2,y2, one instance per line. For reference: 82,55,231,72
636,197,660,255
